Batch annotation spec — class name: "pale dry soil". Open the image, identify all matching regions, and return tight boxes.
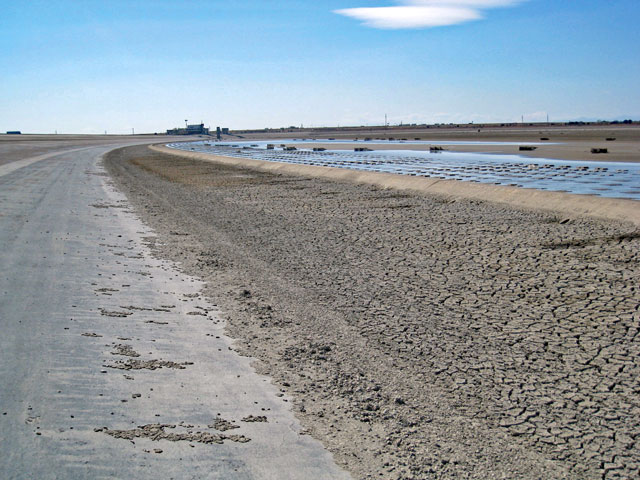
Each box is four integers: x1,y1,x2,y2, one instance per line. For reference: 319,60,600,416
0,133,191,166
104,145,640,480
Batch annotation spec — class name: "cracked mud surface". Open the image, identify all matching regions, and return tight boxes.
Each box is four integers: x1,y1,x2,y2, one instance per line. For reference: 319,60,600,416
104,145,640,479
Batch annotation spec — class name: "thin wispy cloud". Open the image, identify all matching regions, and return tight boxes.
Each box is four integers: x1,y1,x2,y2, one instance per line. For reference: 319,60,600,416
335,0,524,29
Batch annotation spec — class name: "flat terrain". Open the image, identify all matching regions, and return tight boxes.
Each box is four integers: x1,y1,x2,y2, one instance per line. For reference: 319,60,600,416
105,145,640,479
0,142,348,479
0,134,195,166
236,124,640,163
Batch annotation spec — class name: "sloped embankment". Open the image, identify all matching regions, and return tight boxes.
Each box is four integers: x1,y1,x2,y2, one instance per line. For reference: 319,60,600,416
104,145,640,480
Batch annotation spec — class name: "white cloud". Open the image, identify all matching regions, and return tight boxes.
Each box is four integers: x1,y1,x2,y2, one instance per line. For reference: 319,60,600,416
335,0,524,29
334,6,481,29
407,0,520,6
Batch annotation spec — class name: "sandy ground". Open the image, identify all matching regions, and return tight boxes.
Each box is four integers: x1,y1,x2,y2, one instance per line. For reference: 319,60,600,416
234,125,640,163
104,145,640,479
151,145,640,227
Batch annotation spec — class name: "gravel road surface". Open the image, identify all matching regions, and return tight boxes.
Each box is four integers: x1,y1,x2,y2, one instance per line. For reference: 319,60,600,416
104,145,640,479
0,143,350,479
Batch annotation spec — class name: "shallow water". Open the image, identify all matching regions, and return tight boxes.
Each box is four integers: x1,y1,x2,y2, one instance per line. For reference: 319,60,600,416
224,138,557,146
167,141,640,201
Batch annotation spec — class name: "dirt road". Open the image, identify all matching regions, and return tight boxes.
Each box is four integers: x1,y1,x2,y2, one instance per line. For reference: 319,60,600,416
0,142,349,479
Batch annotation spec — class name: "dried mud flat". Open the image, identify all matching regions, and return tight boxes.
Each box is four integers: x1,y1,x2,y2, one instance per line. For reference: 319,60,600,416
104,145,640,479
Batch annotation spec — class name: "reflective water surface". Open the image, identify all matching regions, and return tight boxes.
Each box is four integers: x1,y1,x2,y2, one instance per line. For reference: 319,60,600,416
167,141,640,201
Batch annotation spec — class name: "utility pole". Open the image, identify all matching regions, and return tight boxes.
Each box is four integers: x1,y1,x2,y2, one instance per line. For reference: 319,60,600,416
132,128,134,135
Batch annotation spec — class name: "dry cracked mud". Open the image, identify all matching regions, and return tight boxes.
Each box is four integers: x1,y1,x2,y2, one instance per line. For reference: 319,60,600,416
104,145,640,479
99,423,250,445
99,308,133,318
103,359,193,371
110,344,141,358
209,417,240,432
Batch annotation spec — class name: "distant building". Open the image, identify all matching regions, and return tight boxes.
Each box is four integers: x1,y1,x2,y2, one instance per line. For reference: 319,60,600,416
187,123,209,135
6,131,21,135
214,127,230,139
166,123,209,135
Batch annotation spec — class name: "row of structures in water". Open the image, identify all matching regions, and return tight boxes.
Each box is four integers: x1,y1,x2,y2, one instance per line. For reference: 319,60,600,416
167,141,640,201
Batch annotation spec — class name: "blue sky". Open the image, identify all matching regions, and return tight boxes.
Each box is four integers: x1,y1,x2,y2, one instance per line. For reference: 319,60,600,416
1,0,639,134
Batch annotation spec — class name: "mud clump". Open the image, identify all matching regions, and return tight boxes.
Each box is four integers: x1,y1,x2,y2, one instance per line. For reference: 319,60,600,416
208,418,239,432
99,424,250,445
99,308,132,318
242,415,267,423
103,359,193,371
110,344,140,358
